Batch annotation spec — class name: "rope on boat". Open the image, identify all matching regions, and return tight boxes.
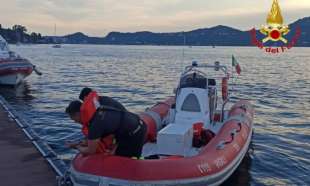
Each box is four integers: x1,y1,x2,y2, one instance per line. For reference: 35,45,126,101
33,65,43,76
216,122,243,150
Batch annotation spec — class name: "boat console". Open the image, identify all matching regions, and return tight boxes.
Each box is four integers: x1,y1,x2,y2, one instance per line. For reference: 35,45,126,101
156,61,229,156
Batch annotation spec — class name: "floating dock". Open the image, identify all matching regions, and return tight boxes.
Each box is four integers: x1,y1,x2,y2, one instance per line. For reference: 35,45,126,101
0,96,67,186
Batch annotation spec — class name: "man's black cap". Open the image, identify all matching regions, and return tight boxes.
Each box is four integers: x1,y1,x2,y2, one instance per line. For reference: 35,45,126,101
65,100,82,115
79,87,93,101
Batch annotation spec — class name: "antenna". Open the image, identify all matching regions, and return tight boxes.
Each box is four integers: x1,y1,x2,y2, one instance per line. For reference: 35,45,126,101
231,57,234,98
54,24,56,36
181,31,186,71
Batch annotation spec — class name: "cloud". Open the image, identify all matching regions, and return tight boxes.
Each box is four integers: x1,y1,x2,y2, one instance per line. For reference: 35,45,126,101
15,0,93,22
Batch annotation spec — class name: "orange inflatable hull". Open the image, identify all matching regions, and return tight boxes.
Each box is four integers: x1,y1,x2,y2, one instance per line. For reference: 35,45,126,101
70,99,254,186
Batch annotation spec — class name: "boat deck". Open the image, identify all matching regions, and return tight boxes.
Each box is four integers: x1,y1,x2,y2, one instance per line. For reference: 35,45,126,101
0,105,56,186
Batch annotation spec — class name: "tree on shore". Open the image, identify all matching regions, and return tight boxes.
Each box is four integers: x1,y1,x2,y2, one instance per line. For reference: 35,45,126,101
30,32,43,43
12,25,27,43
0,24,44,44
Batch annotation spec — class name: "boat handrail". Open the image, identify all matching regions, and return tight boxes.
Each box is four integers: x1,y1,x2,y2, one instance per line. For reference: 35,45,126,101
183,61,229,77
181,68,207,78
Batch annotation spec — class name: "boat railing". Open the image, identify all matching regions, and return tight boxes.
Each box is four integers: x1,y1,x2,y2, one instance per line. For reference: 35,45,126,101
183,61,229,77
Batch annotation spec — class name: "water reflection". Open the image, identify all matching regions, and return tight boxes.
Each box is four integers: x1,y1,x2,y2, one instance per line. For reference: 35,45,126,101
0,82,35,100
222,141,254,186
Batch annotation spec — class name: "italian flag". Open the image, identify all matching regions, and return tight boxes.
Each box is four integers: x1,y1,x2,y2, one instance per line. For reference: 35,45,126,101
232,55,241,75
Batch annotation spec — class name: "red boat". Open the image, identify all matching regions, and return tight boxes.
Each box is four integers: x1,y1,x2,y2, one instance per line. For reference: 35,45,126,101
0,35,35,85
69,61,254,186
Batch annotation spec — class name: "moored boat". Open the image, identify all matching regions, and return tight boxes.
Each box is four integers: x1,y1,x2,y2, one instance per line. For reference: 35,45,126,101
68,61,254,186
52,24,62,48
0,35,35,85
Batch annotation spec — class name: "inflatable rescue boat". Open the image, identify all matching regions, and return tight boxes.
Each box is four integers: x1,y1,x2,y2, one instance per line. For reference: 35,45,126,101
0,35,41,85
69,61,254,186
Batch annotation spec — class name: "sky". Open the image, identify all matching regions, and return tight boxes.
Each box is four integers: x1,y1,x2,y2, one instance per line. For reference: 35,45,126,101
0,0,310,36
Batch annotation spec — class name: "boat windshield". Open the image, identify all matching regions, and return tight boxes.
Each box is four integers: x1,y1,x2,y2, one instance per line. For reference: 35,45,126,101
181,93,201,112
179,72,207,89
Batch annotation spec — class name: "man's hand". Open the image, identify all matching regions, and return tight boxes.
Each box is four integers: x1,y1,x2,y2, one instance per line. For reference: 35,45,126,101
65,140,88,149
65,141,80,149
77,139,100,155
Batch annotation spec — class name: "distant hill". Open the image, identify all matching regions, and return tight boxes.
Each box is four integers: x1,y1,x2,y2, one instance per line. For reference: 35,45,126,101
289,17,310,46
1,16,310,46
62,32,104,44
103,25,251,46
58,16,310,46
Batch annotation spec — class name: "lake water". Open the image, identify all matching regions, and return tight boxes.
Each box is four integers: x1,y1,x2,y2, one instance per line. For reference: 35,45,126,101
0,45,309,186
